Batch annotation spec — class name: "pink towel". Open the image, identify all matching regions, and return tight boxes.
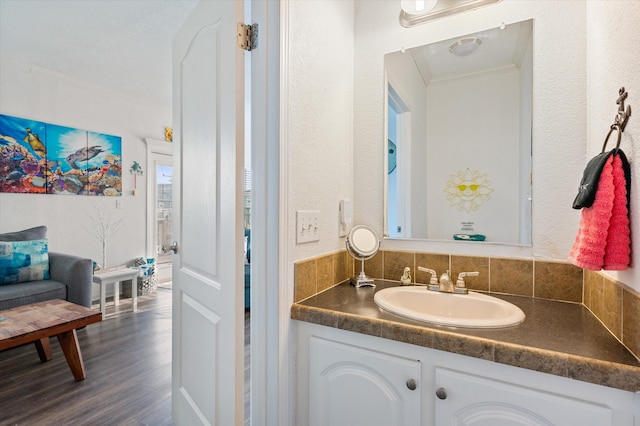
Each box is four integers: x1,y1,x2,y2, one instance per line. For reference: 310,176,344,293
603,154,631,269
568,154,631,270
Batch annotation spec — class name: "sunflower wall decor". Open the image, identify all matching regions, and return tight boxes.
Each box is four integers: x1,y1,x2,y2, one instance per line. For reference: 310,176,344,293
443,168,494,212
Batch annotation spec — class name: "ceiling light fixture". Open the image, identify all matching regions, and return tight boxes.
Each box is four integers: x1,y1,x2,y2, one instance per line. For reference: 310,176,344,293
400,0,437,15
449,37,482,56
400,0,502,27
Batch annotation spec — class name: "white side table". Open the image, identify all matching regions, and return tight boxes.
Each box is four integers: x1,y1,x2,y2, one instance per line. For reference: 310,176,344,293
92,268,140,319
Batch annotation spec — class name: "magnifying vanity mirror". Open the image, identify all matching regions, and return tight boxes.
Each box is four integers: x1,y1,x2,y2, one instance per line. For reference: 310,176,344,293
346,225,381,287
384,19,533,245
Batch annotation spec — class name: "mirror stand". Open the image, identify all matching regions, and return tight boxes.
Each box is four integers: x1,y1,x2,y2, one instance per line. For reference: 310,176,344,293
353,256,375,288
346,225,380,288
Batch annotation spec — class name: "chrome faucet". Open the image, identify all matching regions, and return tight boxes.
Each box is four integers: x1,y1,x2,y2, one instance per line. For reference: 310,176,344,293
417,267,479,295
417,267,438,287
456,271,480,289
417,267,454,292
439,270,454,293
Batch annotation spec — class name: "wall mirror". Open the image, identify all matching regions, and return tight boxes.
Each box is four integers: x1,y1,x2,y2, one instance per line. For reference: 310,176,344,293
384,19,533,245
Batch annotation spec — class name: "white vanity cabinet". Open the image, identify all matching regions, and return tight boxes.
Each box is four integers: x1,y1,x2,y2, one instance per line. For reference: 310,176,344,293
308,336,421,426
295,321,637,426
434,367,615,425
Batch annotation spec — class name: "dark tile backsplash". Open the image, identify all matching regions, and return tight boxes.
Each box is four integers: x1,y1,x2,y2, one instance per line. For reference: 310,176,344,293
490,257,534,296
294,249,640,360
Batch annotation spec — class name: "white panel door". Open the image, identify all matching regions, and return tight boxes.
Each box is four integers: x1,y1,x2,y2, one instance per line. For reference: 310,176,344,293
172,1,244,425
310,337,421,426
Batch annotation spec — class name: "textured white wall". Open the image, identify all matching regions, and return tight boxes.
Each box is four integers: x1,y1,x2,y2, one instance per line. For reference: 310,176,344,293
0,60,170,268
586,1,640,291
354,0,587,259
286,0,354,263
426,68,520,242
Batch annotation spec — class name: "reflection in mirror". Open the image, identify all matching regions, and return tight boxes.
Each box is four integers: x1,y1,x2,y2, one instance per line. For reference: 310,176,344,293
384,19,533,245
346,225,380,288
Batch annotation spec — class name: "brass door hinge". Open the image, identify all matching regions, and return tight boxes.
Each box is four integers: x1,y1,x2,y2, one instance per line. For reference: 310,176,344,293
237,23,258,51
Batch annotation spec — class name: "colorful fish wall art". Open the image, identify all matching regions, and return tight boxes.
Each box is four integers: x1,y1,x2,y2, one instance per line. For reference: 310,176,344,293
0,114,122,196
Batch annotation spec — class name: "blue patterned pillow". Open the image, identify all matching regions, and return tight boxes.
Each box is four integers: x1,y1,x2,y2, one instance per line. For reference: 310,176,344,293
0,239,50,285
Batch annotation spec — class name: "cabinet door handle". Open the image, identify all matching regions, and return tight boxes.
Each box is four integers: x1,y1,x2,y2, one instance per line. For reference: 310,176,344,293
435,387,447,400
406,379,417,390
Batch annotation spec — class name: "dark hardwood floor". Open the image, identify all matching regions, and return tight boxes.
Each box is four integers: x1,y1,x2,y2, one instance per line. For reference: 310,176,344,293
0,284,174,425
0,284,252,426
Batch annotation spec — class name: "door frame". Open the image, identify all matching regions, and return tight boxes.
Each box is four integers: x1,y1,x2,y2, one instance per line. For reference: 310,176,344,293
250,1,286,424
385,83,412,239
145,138,173,261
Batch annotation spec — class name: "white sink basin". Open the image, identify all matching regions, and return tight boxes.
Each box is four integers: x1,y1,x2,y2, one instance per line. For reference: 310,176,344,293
374,286,525,328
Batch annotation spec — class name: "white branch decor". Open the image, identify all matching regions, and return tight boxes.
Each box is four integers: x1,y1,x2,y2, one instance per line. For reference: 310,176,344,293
83,202,124,270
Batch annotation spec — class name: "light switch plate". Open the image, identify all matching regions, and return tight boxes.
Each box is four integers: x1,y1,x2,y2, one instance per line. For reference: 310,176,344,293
297,210,320,244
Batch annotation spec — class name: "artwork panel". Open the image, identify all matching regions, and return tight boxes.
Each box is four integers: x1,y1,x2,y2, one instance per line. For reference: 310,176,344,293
45,123,89,195
0,114,48,194
45,126,122,196
86,131,122,196
45,123,88,174
0,115,122,196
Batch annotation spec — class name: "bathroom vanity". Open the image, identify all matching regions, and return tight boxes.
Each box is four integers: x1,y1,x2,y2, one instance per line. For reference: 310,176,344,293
292,281,640,425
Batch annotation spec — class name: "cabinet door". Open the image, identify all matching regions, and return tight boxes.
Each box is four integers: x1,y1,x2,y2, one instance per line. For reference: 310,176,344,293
434,368,613,426
310,336,421,426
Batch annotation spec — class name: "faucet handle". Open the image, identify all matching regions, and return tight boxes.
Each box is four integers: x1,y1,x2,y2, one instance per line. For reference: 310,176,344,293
456,271,480,288
417,266,438,285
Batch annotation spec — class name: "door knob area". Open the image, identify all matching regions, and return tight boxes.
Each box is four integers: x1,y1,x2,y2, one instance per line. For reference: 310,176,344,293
162,241,179,254
435,387,447,400
406,379,417,391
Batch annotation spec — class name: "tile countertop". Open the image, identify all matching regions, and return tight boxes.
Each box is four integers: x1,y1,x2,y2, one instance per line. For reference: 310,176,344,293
291,280,640,392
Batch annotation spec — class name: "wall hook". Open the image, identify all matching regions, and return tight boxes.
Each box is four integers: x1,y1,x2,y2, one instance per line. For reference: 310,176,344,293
615,87,631,132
